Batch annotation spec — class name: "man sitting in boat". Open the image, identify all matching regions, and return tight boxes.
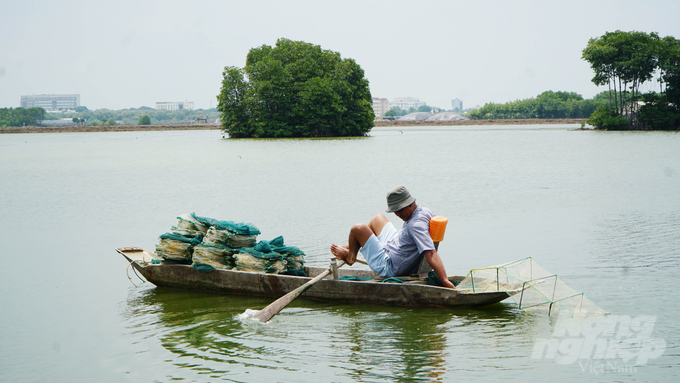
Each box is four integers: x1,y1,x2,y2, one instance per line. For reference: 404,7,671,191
331,186,455,289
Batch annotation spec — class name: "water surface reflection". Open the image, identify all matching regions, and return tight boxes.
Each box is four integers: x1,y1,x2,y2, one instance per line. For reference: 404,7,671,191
122,287,528,381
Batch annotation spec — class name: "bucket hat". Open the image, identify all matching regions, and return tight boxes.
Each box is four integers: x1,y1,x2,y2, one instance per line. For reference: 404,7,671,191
386,186,416,213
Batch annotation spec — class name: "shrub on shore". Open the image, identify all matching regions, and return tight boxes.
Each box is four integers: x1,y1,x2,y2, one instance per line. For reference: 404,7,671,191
138,115,151,125
586,106,630,130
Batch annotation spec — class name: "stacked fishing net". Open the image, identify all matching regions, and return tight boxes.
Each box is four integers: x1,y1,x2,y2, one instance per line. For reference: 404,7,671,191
233,236,307,276
154,231,204,263
155,213,258,269
194,218,258,270
154,213,306,275
456,257,607,317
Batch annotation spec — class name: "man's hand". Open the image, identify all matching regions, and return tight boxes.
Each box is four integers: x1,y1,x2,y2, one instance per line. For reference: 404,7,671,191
423,249,456,289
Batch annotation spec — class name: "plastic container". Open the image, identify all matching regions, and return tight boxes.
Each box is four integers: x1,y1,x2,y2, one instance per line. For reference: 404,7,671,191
429,216,448,242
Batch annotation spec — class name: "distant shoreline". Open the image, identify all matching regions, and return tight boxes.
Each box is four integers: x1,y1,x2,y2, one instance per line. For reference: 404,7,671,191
373,118,585,127
0,124,223,134
1,118,585,134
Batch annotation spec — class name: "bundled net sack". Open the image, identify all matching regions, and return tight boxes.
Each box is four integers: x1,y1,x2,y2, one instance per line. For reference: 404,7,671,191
266,237,306,275
191,213,260,236
170,213,210,234
236,236,306,275
156,213,306,276
192,243,234,270
155,232,203,263
190,213,259,248
227,234,257,248
170,214,200,235
234,247,287,274
202,226,233,246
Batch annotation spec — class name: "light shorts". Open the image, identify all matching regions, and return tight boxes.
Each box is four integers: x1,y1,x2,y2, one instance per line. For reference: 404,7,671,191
359,222,398,277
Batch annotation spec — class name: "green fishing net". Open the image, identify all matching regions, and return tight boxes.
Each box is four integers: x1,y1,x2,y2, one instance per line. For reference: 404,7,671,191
233,236,306,275
155,232,203,263
154,213,306,275
192,243,234,270
234,250,288,274
202,226,232,246
190,212,260,236
339,276,374,281
227,234,257,248
171,214,208,235
201,226,257,248
381,277,406,283
426,270,460,287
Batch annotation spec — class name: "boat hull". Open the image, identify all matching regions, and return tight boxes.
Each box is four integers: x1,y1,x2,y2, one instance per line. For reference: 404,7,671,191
118,247,514,308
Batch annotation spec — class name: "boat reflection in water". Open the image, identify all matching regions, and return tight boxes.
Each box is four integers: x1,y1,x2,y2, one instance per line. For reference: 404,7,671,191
121,284,527,381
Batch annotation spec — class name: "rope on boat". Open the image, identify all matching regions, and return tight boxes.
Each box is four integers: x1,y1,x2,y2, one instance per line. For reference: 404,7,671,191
125,263,137,287
125,262,145,287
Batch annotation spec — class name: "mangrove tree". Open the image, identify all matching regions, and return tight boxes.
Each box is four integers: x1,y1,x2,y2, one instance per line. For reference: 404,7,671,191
217,38,374,138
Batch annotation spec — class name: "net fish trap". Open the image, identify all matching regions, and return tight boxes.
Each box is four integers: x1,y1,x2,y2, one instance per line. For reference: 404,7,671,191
456,257,608,317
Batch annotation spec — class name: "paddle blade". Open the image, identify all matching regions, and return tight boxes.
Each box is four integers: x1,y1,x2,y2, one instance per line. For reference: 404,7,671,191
252,280,315,323
252,262,341,323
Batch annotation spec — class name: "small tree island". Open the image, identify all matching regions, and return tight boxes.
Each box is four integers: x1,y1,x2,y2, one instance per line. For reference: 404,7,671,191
582,30,680,130
217,38,375,138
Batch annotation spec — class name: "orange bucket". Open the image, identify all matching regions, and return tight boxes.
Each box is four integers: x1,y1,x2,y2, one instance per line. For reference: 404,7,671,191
429,216,448,242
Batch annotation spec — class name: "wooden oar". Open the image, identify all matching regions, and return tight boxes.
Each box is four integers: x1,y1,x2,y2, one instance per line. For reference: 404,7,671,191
253,259,346,323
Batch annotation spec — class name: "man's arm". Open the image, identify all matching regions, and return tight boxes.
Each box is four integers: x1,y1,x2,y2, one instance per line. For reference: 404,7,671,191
423,249,455,289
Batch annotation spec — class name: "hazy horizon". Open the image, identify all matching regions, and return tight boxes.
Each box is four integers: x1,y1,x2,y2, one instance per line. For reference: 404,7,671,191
2,0,679,111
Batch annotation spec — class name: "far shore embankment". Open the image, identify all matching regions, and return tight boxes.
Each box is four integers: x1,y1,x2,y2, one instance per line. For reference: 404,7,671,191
0,124,223,134
1,118,586,134
373,118,585,127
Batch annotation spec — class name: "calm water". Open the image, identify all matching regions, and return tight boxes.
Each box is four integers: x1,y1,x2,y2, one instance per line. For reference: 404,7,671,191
1,125,678,382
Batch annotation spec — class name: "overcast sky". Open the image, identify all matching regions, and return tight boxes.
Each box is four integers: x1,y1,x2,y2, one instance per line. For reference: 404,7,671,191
2,0,679,111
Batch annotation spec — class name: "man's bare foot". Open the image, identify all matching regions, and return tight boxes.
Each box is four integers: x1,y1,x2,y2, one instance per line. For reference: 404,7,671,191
330,244,355,265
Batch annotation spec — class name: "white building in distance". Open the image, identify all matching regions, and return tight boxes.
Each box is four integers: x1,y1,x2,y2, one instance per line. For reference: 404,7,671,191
21,94,80,110
389,97,426,111
372,97,389,116
156,101,195,110
451,98,463,111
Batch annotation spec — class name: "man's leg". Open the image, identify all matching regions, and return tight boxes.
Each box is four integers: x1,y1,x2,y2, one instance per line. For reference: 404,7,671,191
331,214,389,265
331,223,371,265
368,213,389,237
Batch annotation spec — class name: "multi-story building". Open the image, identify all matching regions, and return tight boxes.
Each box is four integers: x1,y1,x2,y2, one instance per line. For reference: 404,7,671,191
156,101,195,110
372,97,389,116
20,94,80,110
389,97,426,112
451,98,463,111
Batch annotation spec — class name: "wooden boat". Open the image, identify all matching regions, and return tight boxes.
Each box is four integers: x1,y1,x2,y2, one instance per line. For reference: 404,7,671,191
116,247,520,308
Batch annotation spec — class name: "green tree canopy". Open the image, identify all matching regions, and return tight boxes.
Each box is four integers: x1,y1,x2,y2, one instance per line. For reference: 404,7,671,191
385,106,408,117
582,30,680,129
138,114,151,125
467,91,601,120
217,38,374,138
582,30,658,118
49,107,219,125
0,107,46,127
